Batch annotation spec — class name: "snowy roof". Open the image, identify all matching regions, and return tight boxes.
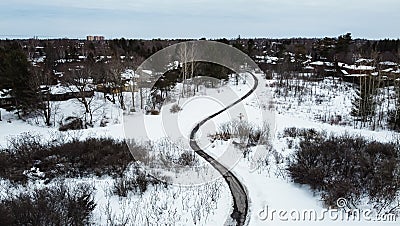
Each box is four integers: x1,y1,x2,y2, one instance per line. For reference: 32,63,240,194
121,69,138,80
0,89,12,99
379,61,397,66
355,58,373,64
382,68,393,73
265,56,279,62
343,64,375,71
344,74,369,77
46,84,92,95
341,70,349,75
303,66,314,70
54,72,64,77
309,61,334,67
310,61,324,66
325,62,334,67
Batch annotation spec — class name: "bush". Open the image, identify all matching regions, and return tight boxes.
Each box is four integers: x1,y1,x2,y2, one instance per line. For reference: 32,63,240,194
113,171,167,197
0,135,135,184
388,110,400,131
213,120,271,147
176,150,197,166
59,116,84,131
169,104,182,113
287,130,400,211
0,183,96,226
113,175,138,197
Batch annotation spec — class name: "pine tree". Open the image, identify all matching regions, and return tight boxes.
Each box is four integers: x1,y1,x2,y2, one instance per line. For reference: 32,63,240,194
0,42,40,118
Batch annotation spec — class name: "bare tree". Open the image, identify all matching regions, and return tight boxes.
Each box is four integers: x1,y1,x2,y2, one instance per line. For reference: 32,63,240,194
127,55,145,112
177,42,197,98
62,67,96,126
31,67,52,126
106,59,128,110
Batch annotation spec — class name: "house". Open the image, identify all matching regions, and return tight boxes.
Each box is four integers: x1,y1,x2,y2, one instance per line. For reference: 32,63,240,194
341,64,375,74
41,85,94,101
379,61,398,70
0,89,13,109
342,73,369,84
308,61,335,76
355,58,374,66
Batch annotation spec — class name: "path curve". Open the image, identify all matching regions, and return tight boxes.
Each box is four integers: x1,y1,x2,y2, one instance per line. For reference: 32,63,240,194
190,71,258,226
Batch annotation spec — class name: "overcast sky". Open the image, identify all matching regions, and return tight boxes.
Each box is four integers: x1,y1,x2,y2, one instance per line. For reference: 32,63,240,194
0,0,399,39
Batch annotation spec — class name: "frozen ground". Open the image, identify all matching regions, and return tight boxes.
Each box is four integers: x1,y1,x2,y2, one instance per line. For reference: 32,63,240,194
0,74,254,225
204,73,399,225
1,72,399,225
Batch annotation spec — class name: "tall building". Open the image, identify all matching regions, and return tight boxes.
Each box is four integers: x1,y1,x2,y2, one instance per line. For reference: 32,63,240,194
87,35,104,41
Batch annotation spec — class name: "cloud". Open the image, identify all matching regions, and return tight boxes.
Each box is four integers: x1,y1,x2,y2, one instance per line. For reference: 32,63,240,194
0,0,399,39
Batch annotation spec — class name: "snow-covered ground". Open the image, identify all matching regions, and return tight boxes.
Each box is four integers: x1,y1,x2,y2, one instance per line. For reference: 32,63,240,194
204,73,399,225
1,72,399,225
0,74,254,225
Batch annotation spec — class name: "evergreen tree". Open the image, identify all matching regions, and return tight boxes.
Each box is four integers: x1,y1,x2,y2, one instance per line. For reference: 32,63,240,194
0,42,39,118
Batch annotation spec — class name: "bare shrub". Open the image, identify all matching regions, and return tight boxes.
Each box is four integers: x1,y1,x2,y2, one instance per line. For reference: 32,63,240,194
169,104,182,113
288,130,400,212
176,150,198,166
0,182,96,226
0,135,135,184
212,120,271,147
113,171,168,197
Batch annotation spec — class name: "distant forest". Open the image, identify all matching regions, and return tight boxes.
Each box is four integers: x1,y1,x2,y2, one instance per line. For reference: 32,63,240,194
1,34,399,125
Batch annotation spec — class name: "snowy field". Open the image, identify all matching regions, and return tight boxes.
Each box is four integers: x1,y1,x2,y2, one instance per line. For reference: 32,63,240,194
1,72,399,225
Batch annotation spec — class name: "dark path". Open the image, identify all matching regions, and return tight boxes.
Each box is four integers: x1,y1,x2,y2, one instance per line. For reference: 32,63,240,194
189,72,258,226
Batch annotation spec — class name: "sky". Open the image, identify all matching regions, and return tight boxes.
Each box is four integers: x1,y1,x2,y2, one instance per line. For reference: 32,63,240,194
0,0,399,40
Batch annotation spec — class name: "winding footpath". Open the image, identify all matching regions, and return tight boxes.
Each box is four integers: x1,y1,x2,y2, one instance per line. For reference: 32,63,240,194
189,72,258,226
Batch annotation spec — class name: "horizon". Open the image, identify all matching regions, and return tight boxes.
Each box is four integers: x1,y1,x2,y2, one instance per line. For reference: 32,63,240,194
1,34,399,41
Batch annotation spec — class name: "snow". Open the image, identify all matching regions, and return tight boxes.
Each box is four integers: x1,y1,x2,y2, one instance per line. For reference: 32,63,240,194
355,58,373,64
309,61,334,67
382,68,394,73
343,64,375,71
1,70,399,225
1,74,258,225
344,74,368,77
121,69,138,80
310,61,324,66
0,89,12,99
202,73,399,225
379,61,397,66
303,66,315,70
